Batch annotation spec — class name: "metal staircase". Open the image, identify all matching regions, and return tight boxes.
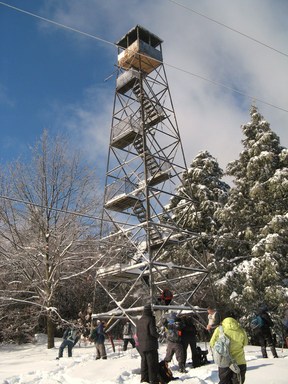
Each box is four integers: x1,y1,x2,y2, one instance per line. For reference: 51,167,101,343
132,82,164,127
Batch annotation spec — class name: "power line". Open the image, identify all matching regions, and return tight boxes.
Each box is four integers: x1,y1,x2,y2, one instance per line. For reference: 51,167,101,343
0,194,202,240
0,194,105,224
0,1,115,48
163,61,288,113
0,1,288,114
167,0,288,59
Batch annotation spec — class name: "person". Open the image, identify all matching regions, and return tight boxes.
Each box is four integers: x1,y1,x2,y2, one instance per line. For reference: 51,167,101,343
163,312,186,373
136,304,159,384
210,313,248,384
207,306,221,336
180,315,201,368
253,305,278,358
158,360,178,383
57,325,80,359
159,288,173,306
89,319,107,359
122,320,136,351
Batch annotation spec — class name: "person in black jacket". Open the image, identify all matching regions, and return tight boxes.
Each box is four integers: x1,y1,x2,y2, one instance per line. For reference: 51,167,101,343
254,306,278,358
136,304,159,384
180,315,201,368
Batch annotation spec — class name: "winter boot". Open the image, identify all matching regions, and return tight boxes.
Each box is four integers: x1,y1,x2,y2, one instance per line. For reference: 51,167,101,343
179,364,187,373
270,346,278,358
261,346,268,358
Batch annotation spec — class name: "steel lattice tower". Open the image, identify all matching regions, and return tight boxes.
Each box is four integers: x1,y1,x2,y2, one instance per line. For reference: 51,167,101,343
95,26,208,321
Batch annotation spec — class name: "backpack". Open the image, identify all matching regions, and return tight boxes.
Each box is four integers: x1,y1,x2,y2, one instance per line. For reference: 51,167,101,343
212,326,231,368
64,328,80,345
64,328,74,340
196,346,209,366
166,319,182,343
250,315,264,330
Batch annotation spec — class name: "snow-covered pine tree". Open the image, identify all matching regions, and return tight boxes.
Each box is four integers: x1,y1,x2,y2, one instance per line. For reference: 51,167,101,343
161,151,230,305
169,150,230,256
214,106,288,321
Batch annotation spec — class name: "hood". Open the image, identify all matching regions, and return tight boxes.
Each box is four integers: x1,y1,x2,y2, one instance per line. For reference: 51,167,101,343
222,317,240,331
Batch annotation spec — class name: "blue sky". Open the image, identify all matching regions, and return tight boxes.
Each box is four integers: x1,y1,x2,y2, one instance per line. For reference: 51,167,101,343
1,0,287,184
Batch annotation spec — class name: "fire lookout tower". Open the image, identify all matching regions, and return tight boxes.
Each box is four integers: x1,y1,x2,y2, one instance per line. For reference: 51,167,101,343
94,25,208,321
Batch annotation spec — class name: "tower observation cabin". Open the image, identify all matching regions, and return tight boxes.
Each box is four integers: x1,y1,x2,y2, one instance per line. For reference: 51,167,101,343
93,26,208,324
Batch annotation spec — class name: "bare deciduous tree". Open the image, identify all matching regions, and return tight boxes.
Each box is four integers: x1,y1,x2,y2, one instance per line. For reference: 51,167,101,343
0,131,103,348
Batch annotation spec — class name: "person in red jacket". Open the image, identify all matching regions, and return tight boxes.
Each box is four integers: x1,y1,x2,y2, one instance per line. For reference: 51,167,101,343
157,288,173,306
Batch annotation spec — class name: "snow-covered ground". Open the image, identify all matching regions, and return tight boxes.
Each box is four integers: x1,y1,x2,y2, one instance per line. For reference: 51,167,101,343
0,335,287,384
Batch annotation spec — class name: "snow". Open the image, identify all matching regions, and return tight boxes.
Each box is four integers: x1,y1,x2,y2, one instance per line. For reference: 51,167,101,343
0,335,287,384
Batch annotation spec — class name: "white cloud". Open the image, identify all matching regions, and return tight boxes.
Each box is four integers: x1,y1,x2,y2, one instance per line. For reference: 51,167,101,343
49,84,113,175
41,0,288,179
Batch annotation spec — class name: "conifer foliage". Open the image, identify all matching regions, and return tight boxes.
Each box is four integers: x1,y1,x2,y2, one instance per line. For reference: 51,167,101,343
165,151,230,304
169,150,230,255
214,106,288,319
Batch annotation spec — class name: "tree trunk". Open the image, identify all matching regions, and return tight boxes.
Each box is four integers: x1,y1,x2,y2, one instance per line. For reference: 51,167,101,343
47,316,55,349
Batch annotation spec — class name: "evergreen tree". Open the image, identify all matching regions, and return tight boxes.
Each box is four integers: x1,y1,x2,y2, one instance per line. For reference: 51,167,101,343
215,106,288,322
165,151,230,306
169,150,230,255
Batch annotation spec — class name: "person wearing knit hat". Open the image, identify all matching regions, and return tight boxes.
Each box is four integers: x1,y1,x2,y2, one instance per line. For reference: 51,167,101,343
136,304,159,384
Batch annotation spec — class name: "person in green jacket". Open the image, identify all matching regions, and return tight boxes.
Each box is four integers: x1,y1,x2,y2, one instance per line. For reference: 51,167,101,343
210,314,248,384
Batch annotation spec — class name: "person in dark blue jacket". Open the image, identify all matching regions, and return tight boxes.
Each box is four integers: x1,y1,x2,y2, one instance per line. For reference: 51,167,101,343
90,319,107,359
57,325,80,359
254,306,278,358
